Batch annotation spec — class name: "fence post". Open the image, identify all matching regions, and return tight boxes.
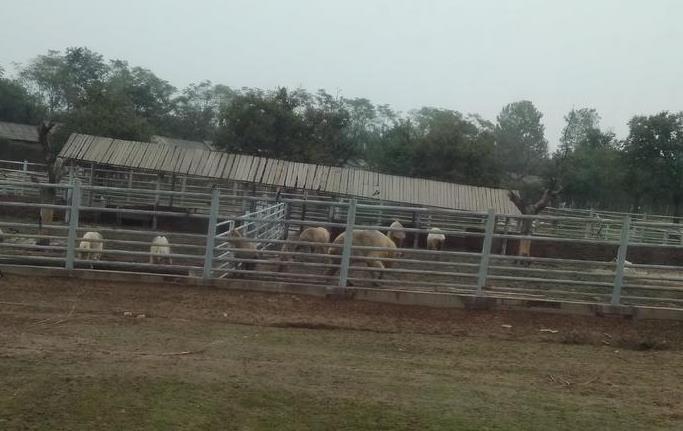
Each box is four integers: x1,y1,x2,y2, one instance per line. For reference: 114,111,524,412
337,198,357,290
202,187,221,280
611,216,631,306
413,211,421,249
65,182,81,270
476,209,496,295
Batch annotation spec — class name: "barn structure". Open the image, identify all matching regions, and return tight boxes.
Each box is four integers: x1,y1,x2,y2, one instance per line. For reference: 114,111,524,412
0,121,44,162
59,133,519,213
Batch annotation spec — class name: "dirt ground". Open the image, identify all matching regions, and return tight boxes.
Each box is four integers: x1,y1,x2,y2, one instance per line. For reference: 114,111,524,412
1,274,682,430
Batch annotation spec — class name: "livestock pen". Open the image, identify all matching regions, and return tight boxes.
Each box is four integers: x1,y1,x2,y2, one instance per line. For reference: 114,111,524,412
1,179,682,318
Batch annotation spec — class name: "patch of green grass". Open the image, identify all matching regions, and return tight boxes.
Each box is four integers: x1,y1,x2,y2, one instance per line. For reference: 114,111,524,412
0,321,681,430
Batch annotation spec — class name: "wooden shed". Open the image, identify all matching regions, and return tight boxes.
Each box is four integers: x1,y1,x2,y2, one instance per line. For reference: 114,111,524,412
58,133,520,216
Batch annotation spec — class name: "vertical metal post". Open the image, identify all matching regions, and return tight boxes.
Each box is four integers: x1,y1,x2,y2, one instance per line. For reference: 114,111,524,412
376,199,383,226
337,198,357,289
65,182,81,270
203,187,221,280
300,190,308,233
611,216,631,306
501,216,510,255
476,209,496,294
169,174,176,207
152,175,161,229
88,163,95,206
22,160,28,171
413,212,421,249
127,170,133,204
180,176,187,206
65,167,74,223
584,210,594,239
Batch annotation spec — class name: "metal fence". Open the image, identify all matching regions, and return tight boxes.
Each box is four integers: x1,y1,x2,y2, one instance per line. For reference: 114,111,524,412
1,179,682,311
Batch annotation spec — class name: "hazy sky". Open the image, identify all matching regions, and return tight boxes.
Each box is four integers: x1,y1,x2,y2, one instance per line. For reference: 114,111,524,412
2,0,682,147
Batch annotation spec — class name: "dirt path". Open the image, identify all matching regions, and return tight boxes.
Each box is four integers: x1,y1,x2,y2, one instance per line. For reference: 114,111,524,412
1,274,682,430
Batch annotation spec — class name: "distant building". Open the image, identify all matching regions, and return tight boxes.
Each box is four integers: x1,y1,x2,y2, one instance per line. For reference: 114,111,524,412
0,121,43,162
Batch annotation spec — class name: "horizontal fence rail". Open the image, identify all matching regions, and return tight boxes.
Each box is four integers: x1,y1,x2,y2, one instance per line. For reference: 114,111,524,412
0,169,682,313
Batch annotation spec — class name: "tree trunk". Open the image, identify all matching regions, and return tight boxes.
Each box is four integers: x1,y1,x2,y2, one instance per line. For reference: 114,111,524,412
37,122,59,246
507,187,560,262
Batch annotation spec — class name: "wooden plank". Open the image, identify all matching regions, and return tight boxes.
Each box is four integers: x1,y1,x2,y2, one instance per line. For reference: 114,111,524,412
75,135,95,160
292,162,304,188
301,164,312,189
260,158,273,184
349,168,360,197
70,134,89,159
314,166,327,191
283,160,295,187
329,166,340,193
94,138,115,164
287,161,299,187
176,148,192,174
95,138,114,164
282,161,294,187
117,139,135,167
253,157,267,183
209,153,225,178
241,155,256,181
62,134,82,159
204,151,220,178
169,147,184,172
77,135,95,161
149,143,168,170
163,146,180,172
166,147,183,173
301,163,312,188
193,150,211,176
230,155,245,180
81,137,104,162
140,143,160,170
220,154,237,179
205,151,220,178
188,149,204,176
113,141,131,167
124,141,144,169
70,134,86,160
247,156,259,182
133,143,150,170
232,155,245,180
274,160,287,185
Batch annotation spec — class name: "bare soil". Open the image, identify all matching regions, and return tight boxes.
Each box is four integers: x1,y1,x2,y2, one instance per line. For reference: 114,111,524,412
1,274,682,430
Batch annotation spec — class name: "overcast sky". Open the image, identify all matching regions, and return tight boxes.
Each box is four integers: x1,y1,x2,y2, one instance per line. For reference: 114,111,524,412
2,0,682,147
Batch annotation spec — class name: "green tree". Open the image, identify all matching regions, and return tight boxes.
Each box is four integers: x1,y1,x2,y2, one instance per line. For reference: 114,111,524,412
215,87,357,165
169,81,235,141
558,108,601,155
623,112,683,220
495,101,549,187
365,108,499,186
0,69,44,123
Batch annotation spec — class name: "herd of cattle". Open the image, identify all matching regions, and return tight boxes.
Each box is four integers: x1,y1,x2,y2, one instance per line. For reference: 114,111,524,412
67,220,447,285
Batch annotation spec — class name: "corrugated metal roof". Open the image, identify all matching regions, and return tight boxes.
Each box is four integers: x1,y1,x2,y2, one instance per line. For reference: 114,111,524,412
0,121,39,143
151,135,212,151
59,133,520,214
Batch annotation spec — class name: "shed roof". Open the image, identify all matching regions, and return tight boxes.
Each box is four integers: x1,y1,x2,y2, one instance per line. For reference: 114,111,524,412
59,133,520,214
0,121,39,143
151,135,212,151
